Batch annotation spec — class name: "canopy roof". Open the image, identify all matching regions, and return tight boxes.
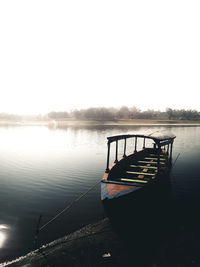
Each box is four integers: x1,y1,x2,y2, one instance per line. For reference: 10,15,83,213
148,130,176,141
107,130,176,144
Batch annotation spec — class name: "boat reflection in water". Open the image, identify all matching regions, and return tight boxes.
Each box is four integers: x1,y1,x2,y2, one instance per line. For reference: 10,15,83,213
101,131,175,266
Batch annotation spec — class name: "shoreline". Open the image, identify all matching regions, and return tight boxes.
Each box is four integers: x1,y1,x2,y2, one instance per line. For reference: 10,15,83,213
0,119,200,127
2,216,200,267
1,218,120,267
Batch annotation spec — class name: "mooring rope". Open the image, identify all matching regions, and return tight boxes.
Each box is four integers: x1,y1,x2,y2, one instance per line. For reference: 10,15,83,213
172,152,180,168
170,152,180,186
34,179,101,247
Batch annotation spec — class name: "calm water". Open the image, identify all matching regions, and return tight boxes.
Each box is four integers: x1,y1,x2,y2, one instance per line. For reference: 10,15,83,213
0,125,200,263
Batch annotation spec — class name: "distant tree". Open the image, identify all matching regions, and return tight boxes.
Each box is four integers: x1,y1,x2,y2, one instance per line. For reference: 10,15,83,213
0,113,22,121
117,106,130,119
180,109,200,120
71,109,83,119
96,108,114,120
48,111,69,119
129,106,141,119
82,107,115,121
166,108,174,120
165,108,200,120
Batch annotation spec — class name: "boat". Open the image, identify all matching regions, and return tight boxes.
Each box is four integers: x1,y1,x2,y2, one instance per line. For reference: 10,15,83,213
101,131,176,201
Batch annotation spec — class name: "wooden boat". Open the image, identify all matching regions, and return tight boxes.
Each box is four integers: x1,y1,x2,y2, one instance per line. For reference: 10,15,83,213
101,131,176,201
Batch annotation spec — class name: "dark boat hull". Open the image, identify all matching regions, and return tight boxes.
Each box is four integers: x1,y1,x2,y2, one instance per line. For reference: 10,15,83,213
100,132,176,265
102,180,172,265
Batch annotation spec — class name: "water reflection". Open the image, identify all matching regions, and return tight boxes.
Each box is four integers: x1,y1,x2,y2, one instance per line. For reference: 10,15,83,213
0,125,200,264
0,225,8,249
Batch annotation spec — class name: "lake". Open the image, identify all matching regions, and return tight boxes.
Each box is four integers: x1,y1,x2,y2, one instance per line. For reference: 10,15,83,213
0,124,200,264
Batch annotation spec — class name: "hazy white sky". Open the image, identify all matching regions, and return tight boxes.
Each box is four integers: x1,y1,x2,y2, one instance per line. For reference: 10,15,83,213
0,0,199,114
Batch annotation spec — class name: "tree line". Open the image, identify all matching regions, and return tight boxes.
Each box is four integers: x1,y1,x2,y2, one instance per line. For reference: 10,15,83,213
0,113,22,121
0,107,199,121
47,107,200,121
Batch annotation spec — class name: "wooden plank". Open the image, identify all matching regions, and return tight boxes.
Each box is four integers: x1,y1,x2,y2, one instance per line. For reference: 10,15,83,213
123,175,151,180
149,154,165,157
121,178,148,183
126,171,155,176
130,165,157,169
145,157,165,161
138,161,165,165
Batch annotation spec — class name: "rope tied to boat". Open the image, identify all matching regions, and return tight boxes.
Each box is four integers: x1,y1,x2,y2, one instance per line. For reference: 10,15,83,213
172,152,180,168
34,180,101,248
170,152,180,186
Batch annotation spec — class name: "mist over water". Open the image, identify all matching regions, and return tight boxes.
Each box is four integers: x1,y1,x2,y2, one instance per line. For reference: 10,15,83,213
0,125,200,263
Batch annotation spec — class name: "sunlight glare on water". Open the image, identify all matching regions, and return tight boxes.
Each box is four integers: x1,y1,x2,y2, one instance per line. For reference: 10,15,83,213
0,225,8,249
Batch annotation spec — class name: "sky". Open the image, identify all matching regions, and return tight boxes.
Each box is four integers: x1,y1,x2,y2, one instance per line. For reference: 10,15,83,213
0,0,200,115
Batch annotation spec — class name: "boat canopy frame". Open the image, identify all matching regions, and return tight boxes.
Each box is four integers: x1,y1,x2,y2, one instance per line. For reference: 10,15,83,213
105,133,176,173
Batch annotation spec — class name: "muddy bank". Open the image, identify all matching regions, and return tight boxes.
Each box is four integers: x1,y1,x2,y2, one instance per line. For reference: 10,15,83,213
1,218,124,267
1,216,200,267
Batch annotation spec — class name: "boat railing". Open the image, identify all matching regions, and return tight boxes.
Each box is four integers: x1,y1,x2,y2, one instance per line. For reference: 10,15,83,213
105,134,175,173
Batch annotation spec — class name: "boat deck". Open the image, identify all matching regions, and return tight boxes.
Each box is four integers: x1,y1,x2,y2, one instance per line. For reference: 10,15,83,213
108,149,168,186
101,148,170,200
